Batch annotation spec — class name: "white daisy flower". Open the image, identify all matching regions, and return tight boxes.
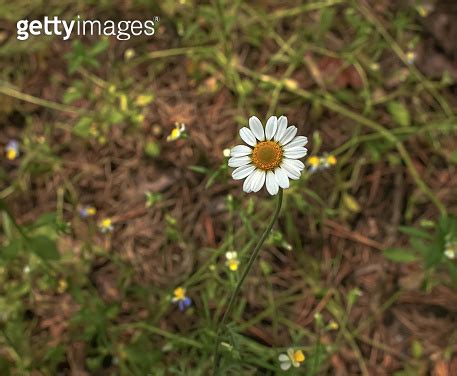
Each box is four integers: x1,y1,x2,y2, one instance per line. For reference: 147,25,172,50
228,116,308,195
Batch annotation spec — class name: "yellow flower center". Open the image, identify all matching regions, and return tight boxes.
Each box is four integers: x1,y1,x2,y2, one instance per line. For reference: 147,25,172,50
7,149,17,160
293,350,305,363
227,259,240,271
308,156,320,167
174,287,186,299
326,155,337,165
101,219,112,229
251,141,283,171
171,128,181,138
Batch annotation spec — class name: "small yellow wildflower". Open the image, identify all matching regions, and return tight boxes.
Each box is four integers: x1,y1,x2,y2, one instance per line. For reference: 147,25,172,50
135,114,145,123
225,251,240,272
172,287,192,311
223,148,231,158
57,279,68,293
124,48,135,60
99,218,114,233
406,51,416,65
135,94,154,107
370,62,380,71
416,3,433,18
79,206,97,218
5,140,19,160
308,154,337,173
108,85,116,95
166,123,187,142
327,320,339,331
89,124,99,137
308,156,320,167
279,348,305,370
174,287,185,300
325,155,337,166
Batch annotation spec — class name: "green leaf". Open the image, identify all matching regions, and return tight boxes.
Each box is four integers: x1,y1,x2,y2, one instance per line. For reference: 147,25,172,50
188,166,208,174
205,168,222,189
0,239,22,259
27,236,60,261
89,38,109,56
73,117,93,138
319,8,335,35
63,87,82,104
383,248,418,263
144,141,160,158
410,238,430,257
107,110,124,124
32,212,57,228
387,101,410,127
398,226,433,240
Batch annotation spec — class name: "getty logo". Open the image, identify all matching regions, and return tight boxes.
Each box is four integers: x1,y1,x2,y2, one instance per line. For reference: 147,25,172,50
17,16,159,41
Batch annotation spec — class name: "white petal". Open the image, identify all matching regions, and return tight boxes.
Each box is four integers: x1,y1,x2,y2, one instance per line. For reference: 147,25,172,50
230,144,252,157
251,170,266,192
274,116,288,141
228,156,251,167
280,362,292,371
279,126,297,146
239,127,257,147
275,167,290,189
282,169,300,180
243,169,257,192
232,164,255,180
266,171,279,195
284,147,308,159
287,158,305,170
249,116,265,141
283,136,308,150
278,354,289,362
281,159,302,180
265,116,278,140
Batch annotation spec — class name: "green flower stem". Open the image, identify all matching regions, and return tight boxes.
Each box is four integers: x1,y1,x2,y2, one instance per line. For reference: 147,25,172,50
213,189,284,374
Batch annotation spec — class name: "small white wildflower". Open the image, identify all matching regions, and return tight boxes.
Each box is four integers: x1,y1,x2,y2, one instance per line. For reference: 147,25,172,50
444,249,455,260
444,237,456,260
225,251,240,271
278,348,305,371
